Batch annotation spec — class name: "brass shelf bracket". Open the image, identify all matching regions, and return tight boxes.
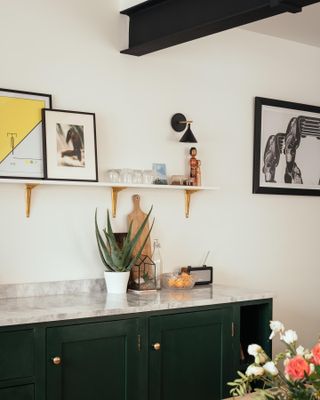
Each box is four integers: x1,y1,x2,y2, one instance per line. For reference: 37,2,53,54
111,186,127,218
25,184,38,218
184,189,199,218
14,181,211,219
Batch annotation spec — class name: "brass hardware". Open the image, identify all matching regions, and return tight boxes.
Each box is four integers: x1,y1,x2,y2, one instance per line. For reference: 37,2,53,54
111,186,126,218
137,334,141,352
52,356,62,365
184,189,199,218
153,342,161,351
25,184,38,218
231,322,235,337
179,120,193,124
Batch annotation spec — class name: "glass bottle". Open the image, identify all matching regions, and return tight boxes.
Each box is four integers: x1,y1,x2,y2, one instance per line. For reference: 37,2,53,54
152,239,163,290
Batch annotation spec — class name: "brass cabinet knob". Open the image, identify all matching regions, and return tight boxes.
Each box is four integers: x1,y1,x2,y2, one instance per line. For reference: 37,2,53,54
153,342,161,351
52,356,62,365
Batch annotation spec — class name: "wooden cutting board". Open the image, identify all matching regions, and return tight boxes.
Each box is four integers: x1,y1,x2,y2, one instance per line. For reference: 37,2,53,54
127,194,152,259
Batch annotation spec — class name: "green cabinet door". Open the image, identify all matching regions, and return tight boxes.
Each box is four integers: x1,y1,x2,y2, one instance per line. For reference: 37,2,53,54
0,330,34,381
47,318,142,400
0,385,34,400
149,308,233,400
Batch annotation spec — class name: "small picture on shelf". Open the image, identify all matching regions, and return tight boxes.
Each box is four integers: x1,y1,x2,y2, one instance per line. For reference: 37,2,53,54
42,109,98,182
152,163,168,185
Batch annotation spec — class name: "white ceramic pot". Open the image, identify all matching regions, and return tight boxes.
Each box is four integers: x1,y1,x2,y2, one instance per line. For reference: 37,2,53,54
104,271,130,294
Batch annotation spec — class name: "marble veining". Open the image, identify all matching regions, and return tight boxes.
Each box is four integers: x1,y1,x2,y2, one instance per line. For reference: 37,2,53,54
0,283,274,327
0,278,105,299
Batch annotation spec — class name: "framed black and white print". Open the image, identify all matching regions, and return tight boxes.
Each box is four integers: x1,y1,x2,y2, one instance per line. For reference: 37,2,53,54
253,97,320,196
42,109,98,182
0,88,52,179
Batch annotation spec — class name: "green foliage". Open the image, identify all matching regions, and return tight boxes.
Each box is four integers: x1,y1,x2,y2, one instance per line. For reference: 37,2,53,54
228,320,320,400
228,369,320,399
95,207,154,272
286,380,319,400
227,371,253,397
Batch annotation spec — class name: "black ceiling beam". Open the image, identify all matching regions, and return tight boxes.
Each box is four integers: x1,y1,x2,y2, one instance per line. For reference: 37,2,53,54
120,0,320,56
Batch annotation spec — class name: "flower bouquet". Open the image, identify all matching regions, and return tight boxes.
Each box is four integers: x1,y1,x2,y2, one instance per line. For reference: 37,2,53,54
228,321,320,399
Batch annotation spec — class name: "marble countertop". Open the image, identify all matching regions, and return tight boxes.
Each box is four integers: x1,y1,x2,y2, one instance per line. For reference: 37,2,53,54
0,284,274,327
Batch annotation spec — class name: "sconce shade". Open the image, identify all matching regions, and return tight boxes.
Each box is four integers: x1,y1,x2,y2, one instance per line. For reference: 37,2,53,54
171,113,198,143
179,123,198,143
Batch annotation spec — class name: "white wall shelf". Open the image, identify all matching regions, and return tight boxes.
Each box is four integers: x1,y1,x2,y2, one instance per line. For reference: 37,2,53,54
0,179,219,218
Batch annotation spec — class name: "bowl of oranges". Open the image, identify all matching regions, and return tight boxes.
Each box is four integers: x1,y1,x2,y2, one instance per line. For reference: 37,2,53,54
161,272,196,290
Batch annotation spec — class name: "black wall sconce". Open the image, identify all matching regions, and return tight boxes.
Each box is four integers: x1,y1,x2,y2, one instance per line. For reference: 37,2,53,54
171,113,198,143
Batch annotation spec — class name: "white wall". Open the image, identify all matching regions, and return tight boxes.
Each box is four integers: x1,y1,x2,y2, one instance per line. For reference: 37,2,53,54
0,0,320,348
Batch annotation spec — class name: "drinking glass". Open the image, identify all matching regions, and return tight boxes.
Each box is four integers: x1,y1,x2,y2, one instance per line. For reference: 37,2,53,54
106,169,120,183
142,170,155,185
120,169,133,184
132,169,143,184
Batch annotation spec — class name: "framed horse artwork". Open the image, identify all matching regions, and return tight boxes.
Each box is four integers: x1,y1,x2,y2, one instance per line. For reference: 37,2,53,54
253,97,320,196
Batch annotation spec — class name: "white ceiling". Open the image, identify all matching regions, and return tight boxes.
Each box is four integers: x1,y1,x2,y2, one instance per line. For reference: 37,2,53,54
120,0,141,9
120,1,320,49
243,2,320,48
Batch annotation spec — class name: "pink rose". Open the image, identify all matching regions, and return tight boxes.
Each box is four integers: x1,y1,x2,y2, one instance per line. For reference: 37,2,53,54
284,356,310,381
312,343,320,366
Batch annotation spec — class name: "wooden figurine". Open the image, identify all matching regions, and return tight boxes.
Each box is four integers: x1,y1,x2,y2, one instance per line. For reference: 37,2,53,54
196,159,201,186
189,147,201,186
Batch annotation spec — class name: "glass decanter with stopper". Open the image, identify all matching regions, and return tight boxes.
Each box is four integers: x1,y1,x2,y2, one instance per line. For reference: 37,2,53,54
152,239,163,290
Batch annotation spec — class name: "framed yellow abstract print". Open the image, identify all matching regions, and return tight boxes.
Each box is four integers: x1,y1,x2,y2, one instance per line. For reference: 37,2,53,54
0,88,52,179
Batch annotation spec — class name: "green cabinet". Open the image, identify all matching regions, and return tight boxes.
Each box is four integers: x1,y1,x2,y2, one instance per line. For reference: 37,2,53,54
0,298,272,400
236,300,273,372
149,308,233,400
0,330,34,381
0,328,37,399
0,385,34,400
46,319,141,400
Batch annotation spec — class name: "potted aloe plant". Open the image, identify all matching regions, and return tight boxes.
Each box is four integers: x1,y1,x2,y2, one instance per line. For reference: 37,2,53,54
95,207,153,294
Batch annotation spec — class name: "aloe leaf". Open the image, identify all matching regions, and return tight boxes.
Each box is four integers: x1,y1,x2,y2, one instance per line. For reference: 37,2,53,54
95,209,109,266
120,222,135,267
104,231,129,271
103,229,119,256
95,209,116,271
121,221,133,252
104,231,122,259
123,206,153,264
96,235,110,269
131,206,153,246
95,207,154,272
121,213,150,268
127,218,155,271
106,210,120,250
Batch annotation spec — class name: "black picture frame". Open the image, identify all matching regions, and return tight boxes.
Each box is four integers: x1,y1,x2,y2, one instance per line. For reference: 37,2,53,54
253,97,320,196
42,108,98,182
0,88,52,180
